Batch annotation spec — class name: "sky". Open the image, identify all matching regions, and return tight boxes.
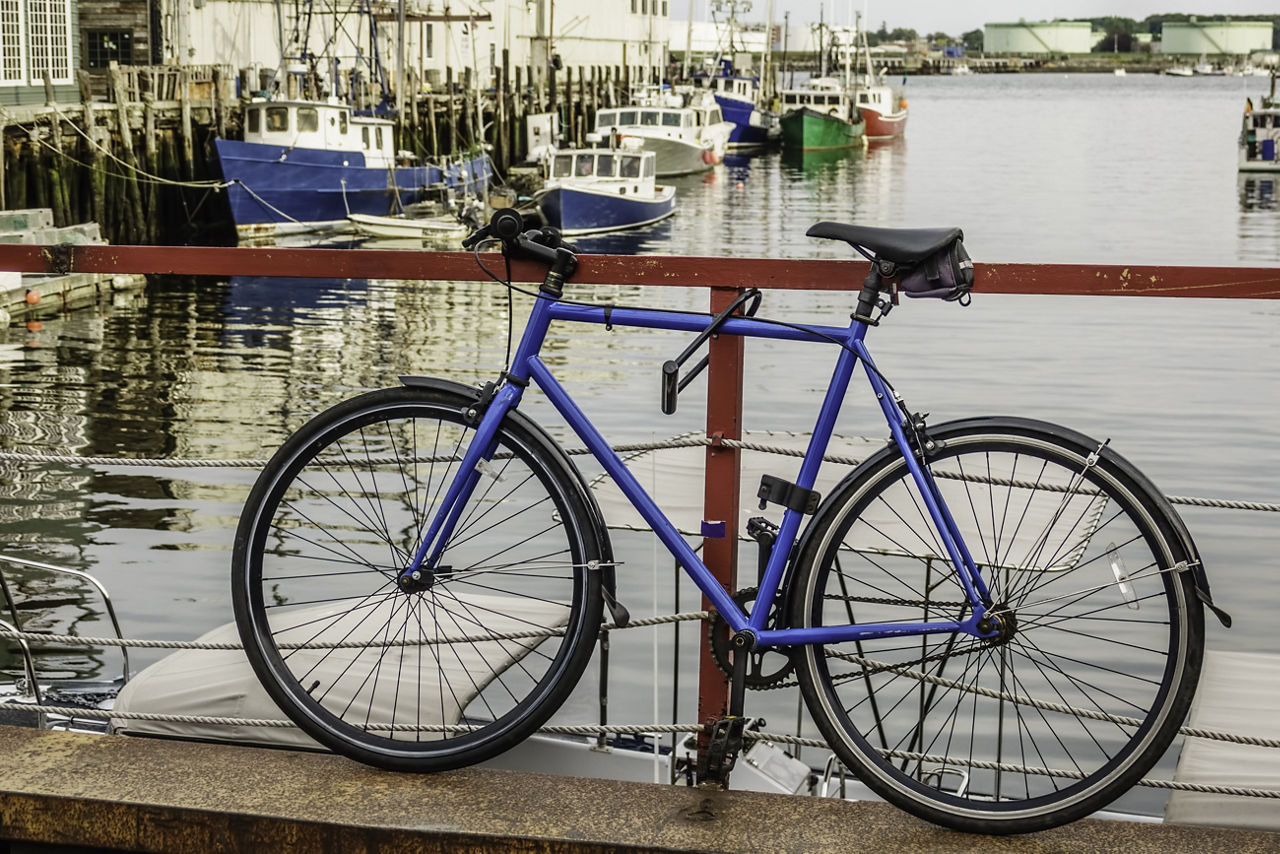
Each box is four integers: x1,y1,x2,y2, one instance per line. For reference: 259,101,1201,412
671,1,1280,37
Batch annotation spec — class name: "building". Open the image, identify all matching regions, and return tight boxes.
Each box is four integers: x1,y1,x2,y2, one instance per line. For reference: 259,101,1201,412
983,20,1093,55
0,0,81,105
1160,21,1272,56
153,0,667,100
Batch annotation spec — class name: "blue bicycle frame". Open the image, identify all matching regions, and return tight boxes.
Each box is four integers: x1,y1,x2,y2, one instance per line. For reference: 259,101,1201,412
406,290,996,649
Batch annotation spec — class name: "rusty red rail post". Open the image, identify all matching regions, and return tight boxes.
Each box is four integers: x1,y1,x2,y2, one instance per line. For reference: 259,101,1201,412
695,284,745,777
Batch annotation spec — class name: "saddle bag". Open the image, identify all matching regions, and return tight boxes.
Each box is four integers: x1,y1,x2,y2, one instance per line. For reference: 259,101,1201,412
895,238,975,302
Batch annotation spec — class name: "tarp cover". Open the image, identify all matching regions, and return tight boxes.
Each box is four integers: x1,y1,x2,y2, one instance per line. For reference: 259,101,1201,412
111,594,569,748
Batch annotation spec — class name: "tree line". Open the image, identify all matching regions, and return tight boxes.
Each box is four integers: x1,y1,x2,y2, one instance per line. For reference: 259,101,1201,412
867,15,1280,53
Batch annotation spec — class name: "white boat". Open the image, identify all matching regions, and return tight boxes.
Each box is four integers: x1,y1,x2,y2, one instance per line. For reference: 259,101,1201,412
593,91,734,177
535,145,676,235
1165,65,1194,77
1239,74,1280,173
1114,67,1127,77
347,212,472,240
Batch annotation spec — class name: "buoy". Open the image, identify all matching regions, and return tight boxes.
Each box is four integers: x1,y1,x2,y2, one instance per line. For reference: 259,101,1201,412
736,181,745,190
899,97,908,110
702,149,714,165
24,289,40,305
25,320,42,332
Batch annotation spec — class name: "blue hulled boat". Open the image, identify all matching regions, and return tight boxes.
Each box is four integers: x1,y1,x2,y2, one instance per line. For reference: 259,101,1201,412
212,99,490,238
535,147,675,235
690,60,780,149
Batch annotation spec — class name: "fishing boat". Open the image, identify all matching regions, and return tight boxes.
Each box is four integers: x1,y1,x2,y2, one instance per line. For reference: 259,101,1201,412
535,146,675,235
1239,73,1280,173
689,60,780,149
211,98,490,239
851,14,908,140
593,91,734,177
778,77,866,151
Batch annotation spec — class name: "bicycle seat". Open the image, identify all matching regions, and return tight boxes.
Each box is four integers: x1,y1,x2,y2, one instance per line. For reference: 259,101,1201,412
807,222,963,265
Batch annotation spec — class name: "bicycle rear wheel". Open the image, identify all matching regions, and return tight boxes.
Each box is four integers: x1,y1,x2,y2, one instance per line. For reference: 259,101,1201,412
788,418,1203,834
232,383,604,770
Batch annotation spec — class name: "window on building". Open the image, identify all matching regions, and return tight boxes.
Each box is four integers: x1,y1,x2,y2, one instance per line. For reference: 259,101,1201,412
85,29,130,69
27,0,71,84
265,107,289,132
0,0,22,84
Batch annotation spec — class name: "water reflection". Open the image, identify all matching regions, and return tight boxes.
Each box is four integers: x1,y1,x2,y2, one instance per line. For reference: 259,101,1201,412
1236,173,1280,263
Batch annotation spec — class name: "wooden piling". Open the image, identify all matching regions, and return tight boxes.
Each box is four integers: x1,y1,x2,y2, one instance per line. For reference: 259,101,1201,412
109,65,146,242
144,97,160,244
179,68,195,180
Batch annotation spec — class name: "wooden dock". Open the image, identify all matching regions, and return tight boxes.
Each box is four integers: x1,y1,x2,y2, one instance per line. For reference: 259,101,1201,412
0,726,1276,854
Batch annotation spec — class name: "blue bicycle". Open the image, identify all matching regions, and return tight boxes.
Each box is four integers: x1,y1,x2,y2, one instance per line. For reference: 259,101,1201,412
232,211,1225,833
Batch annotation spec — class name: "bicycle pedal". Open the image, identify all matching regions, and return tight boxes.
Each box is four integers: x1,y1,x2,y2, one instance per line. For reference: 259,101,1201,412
697,716,747,788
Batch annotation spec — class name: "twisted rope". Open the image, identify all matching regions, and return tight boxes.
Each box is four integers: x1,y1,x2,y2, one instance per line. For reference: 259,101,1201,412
1,702,1274,801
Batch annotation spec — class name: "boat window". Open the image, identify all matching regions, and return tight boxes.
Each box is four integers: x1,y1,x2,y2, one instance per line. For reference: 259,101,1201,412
553,154,573,177
783,93,796,105
575,155,594,176
597,110,615,127
298,108,319,132
619,109,637,124
339,111,348,133
640,111,659,125
597,153,616,176
642,156,654,178
265,106,289,132
376,127,384,149
620,155,641,178
662,112,681,127
709,109,722,123
362,127,370,147
859,93,870,104
247,107,260,134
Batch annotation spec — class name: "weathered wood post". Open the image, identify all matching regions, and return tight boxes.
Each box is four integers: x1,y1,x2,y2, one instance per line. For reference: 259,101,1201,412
109,63,146,242
179,68,195,180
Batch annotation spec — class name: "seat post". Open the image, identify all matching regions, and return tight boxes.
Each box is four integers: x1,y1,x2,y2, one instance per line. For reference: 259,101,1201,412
853,264,884,325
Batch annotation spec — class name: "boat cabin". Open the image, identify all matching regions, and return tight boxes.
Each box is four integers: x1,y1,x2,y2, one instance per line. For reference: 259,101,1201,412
547,149,657,195
595,105,725,135
1240,104,1280,170
780,78,852,119
241,100,397,167
855,84,900,116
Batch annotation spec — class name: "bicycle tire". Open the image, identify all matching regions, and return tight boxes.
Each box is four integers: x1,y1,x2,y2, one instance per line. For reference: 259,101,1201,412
788,417,1204,834
232,382,605,771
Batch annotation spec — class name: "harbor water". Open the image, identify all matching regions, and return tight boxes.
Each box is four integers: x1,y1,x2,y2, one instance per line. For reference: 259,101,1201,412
1,73,1277,811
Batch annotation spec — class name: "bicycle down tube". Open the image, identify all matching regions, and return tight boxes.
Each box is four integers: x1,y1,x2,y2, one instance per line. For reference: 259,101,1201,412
403,291,997,647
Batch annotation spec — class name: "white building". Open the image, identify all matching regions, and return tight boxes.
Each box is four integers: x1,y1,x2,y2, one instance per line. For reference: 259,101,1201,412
1160,21,1273,56
160,0,668,97
983,21,1093,54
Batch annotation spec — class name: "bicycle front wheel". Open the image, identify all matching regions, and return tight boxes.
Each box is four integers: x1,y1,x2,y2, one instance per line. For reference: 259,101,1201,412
232,384,604,771
788,418,1204,834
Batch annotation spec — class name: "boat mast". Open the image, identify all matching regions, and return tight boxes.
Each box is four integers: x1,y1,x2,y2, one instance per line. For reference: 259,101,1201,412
762,0,774,99
818,4,825,78
682,0,694,80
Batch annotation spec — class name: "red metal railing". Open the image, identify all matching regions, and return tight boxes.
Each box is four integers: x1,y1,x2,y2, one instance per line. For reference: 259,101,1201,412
5,243,1279,776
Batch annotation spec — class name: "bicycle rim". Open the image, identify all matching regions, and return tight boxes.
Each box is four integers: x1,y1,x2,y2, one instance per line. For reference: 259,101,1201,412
791,424,1202,832
232,387,601,770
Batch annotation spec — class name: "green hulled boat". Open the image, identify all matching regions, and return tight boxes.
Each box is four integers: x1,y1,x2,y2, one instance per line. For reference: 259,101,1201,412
778,77,866,151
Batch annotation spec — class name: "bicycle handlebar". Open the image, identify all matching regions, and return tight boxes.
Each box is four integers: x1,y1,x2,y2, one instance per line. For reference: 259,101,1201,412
463,208,580,266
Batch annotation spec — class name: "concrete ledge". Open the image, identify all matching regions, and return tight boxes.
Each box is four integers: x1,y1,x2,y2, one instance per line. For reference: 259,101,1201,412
0,726,1277,853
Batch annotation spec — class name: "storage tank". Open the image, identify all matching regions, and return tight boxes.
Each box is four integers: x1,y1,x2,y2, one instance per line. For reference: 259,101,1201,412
983,21,1093,54
1161,22,1273,55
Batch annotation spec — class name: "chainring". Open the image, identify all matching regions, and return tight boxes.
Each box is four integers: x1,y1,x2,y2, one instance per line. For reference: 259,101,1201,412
710,587,795,690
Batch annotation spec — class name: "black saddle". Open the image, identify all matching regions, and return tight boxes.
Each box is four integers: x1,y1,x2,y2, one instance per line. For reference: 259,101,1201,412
807,222,963,265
